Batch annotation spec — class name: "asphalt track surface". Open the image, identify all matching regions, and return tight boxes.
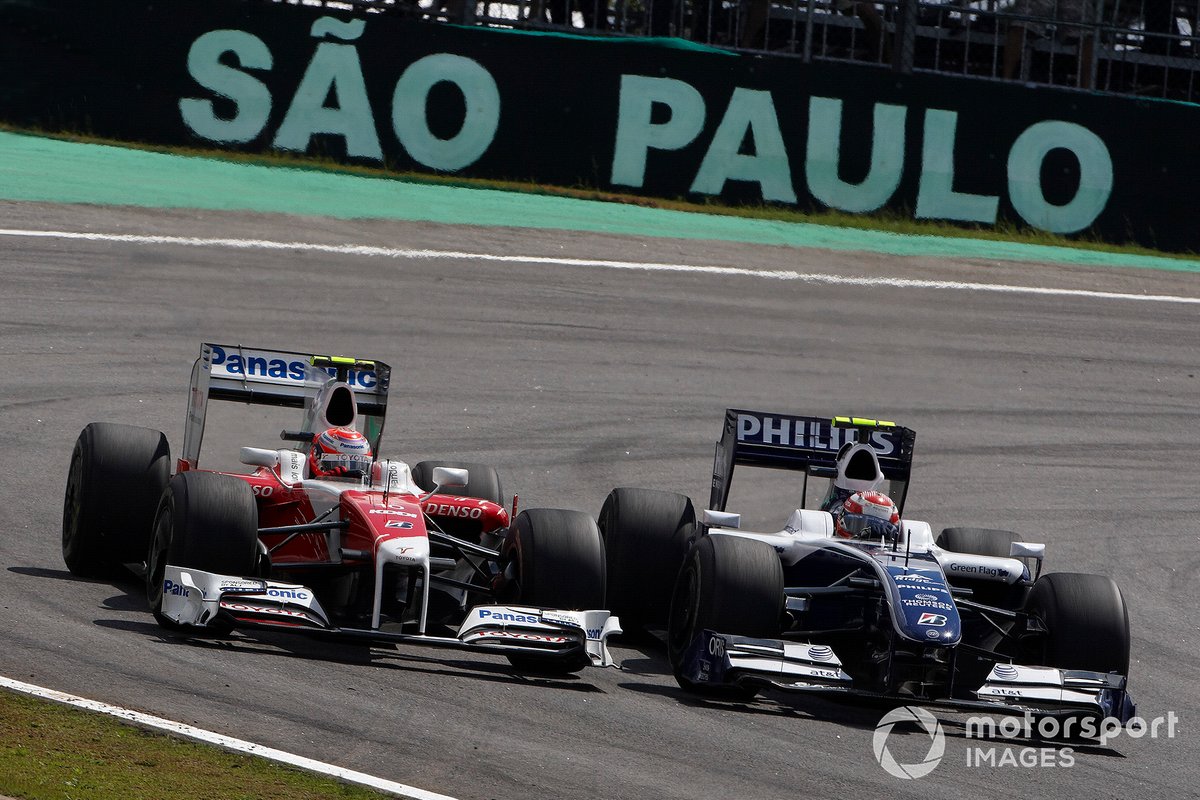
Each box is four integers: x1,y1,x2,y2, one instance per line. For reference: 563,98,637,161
1,200,1198,799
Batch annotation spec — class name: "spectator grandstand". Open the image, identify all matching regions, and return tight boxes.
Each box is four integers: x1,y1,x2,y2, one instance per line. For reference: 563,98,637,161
268,0,1200,101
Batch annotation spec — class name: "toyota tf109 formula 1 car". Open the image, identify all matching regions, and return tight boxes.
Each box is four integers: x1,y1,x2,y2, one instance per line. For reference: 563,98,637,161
598,410,1135,724
62,343,619,672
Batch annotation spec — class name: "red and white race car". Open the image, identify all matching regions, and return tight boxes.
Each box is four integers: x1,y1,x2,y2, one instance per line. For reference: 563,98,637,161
62,343,619,672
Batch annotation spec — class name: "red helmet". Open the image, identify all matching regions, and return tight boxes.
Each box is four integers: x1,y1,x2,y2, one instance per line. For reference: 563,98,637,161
309,427,372,479
835,490,900,541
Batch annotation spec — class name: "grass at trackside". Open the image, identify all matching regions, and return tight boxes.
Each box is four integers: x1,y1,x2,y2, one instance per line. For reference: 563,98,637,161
0,689,390,800
10,125,1198,264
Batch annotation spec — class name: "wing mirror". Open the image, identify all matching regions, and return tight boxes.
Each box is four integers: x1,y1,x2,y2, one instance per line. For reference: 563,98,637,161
1010,541,1045,558
431,466,469,490
240,447,279,468
702,509,741,529
1010,541,1046,580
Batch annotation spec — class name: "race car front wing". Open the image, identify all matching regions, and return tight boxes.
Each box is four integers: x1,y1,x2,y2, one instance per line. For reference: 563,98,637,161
159,566,622,667
678,629,1137,724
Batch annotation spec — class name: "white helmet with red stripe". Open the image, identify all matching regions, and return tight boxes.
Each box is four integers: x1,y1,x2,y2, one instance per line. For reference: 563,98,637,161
835,490,900,541
309,427,372,479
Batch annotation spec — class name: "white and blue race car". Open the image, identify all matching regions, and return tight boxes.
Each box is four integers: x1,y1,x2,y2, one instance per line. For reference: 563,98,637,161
599,411,1134,726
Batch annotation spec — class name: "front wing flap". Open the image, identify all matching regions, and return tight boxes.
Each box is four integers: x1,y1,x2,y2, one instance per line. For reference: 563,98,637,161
679,629,1136,723
159,566,621,667
678,629,854,690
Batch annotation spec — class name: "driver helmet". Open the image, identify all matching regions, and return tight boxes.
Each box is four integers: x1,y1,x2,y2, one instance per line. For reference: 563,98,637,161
835,490,901,541
309,427,372,479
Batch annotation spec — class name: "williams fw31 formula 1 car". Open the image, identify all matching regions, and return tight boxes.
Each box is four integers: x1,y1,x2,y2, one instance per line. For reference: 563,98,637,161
62,343,619,673
598,410,1135,724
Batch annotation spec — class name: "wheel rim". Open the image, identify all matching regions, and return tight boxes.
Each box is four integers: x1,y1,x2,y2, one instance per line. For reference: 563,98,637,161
61,448,84,553
667,560,700,662
146,509,172,611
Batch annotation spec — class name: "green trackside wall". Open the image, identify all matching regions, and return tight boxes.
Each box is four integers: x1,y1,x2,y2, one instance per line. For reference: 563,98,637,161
1,0,1196,251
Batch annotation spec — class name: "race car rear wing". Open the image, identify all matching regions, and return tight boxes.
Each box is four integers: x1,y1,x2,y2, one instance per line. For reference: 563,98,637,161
182,343,392,467
709,409,916,513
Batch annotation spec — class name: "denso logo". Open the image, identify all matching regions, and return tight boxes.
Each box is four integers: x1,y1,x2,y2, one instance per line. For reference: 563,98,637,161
479,609,540,625
266,587,309,601
163,579,189,598
428,503,483,519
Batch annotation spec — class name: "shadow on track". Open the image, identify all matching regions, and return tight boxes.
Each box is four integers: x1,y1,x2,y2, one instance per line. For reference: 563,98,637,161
90,617,606,693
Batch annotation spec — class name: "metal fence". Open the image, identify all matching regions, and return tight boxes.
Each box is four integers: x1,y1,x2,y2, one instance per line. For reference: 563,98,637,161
268,0,1200,101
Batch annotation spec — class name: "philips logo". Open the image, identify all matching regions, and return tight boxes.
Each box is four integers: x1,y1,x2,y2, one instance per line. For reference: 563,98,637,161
479,609,540,625
163,579,189,598
735,413,897,456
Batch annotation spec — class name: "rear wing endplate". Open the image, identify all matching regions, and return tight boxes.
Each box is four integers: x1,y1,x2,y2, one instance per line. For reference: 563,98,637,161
709,409,916,513
182,343,391,467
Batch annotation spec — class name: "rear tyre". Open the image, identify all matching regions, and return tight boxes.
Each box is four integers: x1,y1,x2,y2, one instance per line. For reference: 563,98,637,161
411,460,504,505
667,534,783,697
62,422,171,578
937,527,1023,557
598,487,695,631
504,508,606,674
1025,572,1130,675
938,527,1029,607
146,472,259,633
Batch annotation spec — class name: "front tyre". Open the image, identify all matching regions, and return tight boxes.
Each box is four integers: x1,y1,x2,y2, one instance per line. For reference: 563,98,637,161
147,472,259,633
1024,572,1130,675
598,487,695,631
62,422,171,578
504,508,605,674
667,534,783,696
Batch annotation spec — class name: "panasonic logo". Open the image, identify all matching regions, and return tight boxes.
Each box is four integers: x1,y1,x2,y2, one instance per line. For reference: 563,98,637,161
266,588,309,601
210,345,377,388
163,579,189,598
479,609,540,625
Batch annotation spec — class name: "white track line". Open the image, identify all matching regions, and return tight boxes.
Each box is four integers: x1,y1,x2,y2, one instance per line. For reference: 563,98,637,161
2,227,1198,305
0,675,458,800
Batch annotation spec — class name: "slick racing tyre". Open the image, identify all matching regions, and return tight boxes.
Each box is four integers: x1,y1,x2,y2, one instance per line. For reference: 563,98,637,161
598,487,696,632
667,534,783,697
504,508,605,674
62,422,171,578
937,527,1023,557
412,460,504,505
147,472,259,632
1024,572,1130,675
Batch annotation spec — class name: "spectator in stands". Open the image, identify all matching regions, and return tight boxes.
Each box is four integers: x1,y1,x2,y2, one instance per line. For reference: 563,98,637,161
740,0,889,60
1139,0,1178,55
529,0,609,30
1003,0,1096,88
646,0,678,35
